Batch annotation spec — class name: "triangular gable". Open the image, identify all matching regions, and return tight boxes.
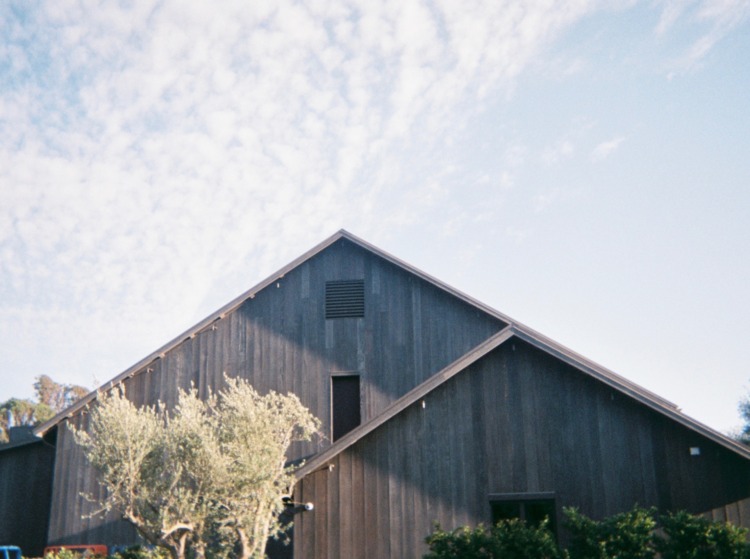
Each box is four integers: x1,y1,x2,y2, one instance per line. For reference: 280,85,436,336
34,229,511,435
296,323,750,478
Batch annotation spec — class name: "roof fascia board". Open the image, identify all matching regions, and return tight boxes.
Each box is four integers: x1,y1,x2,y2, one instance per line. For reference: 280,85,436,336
295,326,515,478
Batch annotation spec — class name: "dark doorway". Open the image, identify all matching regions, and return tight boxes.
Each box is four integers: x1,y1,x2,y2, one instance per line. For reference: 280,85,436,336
332,375,361,441
490,493,557,536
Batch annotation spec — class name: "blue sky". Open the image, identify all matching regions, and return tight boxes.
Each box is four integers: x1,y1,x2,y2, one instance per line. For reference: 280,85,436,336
1,0,748,435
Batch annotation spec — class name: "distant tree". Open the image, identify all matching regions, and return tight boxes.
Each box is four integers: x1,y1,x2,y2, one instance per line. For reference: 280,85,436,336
738,395,750,445
34,374,89,412
72,377,320,559
0,375,89,443
0,398,53,442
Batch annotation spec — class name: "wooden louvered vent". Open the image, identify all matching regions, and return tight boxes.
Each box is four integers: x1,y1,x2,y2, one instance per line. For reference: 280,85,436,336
325,280,365,319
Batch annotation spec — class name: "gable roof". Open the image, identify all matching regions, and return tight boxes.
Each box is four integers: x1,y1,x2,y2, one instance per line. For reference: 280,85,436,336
296,322,750,478
35,229,511,435
34,230,750,468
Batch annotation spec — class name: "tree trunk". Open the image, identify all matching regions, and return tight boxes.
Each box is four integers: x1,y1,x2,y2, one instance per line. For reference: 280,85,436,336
237,527,253,559
176,532,188,559
193,538,206,559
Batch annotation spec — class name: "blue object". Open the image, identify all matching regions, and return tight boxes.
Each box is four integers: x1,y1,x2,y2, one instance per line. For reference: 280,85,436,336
0,546,22,559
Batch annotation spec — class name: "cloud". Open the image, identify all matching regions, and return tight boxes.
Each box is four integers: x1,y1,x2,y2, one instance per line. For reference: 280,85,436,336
656,0,750,71
655,0,685,36
0,0,608,395
591,136,625,161
532,188,561,213
542,140,575,165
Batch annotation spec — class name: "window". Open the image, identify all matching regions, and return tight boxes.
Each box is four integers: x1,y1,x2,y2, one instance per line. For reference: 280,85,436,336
331,375,361,441
325,280,365,319
489,493,557,536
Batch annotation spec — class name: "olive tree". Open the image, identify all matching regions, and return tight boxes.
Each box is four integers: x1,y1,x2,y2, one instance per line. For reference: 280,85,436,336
72,377,320,559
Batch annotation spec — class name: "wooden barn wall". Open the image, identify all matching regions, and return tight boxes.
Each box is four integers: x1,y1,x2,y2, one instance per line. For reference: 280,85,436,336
294,340,750,559
0,440,56,556
47,238,506,545
703,496,750,527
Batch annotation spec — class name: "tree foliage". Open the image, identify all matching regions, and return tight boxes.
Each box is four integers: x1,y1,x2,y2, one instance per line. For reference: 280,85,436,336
34,374,89,412
737,394,750,445
0,375,88,443
424,507,749,559
656,510,749,559
565,506,657,559
0,397,52,442
424,519,560,559
71,376,320,559
564,507,749,559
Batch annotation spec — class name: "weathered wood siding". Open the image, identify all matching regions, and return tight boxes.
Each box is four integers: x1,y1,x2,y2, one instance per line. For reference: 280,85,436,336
47,238,506,545
704,497,750,526
293,340,750,559
0,438,56,556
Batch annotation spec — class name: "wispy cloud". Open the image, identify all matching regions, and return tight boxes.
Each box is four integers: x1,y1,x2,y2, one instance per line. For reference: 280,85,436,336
532,188,561,213
0,1,748,436
656,0,750,72
542,140,575,165
0,0,601,392
655,0,686,36
591,136,626,161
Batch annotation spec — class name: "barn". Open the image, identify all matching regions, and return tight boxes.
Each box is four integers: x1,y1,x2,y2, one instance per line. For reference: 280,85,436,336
4,229,749,557
0,428,55,557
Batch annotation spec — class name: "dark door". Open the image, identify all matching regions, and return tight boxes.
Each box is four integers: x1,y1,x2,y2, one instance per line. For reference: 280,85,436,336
332,375,361,441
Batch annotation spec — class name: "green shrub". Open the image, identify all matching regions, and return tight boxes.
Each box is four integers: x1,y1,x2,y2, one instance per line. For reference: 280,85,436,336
111,547,171,559
44,550,92,559
425,507,750,559
424,523,493,559
564,506,657,559
424,518,560,559
656,510,750,559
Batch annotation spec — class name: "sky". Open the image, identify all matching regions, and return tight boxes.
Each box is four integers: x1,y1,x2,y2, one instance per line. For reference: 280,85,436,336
1,0,749,435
